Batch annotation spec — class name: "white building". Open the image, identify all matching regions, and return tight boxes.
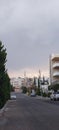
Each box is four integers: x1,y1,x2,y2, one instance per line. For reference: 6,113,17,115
21,77,33,88
10,77,24,92
50,54,59,85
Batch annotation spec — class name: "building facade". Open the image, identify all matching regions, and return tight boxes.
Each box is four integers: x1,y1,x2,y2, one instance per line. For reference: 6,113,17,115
10,77,23,92
50,54,59,85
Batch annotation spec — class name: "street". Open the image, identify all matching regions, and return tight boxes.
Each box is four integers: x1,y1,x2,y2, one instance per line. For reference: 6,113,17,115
0,92,59,130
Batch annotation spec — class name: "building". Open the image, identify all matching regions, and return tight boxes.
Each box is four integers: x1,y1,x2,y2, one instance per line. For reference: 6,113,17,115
50,54,59,85
10,77,24,92
22,77,33,88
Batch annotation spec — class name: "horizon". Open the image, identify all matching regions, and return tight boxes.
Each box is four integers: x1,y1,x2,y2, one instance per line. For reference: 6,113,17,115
8,67,49,79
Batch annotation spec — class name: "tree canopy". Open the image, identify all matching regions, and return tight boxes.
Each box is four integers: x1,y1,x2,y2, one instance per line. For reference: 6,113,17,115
0,41,11,108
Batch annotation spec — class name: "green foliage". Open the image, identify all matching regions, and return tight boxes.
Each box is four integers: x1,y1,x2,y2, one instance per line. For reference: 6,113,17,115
47,92,51,97
42,92,47,97
51,84,59,92
33,77,36,87
0,41,11,109
21,86,27,93
36,88,41,95
42,92,51,97
48,84,59,92
48,85,52,90
38,78,40,88
27,87,31,95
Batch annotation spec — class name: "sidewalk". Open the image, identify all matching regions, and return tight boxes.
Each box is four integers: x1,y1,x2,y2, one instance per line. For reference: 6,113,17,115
0,94,50,118
0,100,11,117
36,95,50,100
25,93,50,100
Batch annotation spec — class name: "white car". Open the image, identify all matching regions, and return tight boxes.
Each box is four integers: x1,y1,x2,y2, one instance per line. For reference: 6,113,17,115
50,92,59,100
30,89,36,97
10,95,16,100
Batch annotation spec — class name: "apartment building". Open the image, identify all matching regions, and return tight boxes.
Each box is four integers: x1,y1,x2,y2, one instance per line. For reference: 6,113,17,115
50,54,59,85
10,77,23,92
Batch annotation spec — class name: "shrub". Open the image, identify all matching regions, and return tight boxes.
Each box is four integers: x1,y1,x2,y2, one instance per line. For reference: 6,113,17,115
21,86,27,93
36,88,41,96
42,92,47,97
47,92,51,97
51,84,59,92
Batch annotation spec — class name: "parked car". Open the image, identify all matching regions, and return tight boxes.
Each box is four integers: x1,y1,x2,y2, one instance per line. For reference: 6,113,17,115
50,91,59,100
10,95,16,100
30,89,36,97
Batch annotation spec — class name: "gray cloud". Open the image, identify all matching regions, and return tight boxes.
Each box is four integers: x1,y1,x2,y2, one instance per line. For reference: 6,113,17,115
0,0,59,77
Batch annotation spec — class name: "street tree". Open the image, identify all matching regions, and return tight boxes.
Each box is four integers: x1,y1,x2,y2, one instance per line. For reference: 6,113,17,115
0,41,11,108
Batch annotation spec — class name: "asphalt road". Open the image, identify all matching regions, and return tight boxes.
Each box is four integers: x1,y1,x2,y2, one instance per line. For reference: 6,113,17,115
0,92,59,130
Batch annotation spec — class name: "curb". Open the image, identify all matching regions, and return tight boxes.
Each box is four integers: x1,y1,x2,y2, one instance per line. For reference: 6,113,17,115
26,93,50,100
36,96,50,100
0,100,10,117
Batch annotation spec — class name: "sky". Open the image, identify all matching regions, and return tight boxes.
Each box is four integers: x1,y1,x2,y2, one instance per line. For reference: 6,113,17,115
0,0,59,78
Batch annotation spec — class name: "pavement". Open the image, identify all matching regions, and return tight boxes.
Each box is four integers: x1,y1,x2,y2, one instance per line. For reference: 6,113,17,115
0,93,59,130
0,100,10,117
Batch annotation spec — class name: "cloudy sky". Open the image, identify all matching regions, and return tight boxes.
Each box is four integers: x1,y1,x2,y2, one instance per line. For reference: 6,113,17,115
0,0,59,78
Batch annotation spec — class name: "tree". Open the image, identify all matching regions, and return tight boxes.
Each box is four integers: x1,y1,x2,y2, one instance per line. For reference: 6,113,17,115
52,84,59,92
0,41,7,83
38,78,40,88
33,77,36,88
48,84,59,92
21,86,27,93
42,76,45,85
0,41,11,108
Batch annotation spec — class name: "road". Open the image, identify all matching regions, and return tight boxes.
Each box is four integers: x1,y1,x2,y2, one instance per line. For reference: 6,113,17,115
0,92,59,130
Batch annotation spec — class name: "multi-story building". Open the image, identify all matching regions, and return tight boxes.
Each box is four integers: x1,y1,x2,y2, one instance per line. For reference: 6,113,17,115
10,77,24,92
22,77,33,88
50,54,59,85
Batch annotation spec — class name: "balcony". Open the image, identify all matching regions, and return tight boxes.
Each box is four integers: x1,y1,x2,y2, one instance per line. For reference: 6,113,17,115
53,63,59,68
52,80,59,85
53,72,59,77
52,55,59,61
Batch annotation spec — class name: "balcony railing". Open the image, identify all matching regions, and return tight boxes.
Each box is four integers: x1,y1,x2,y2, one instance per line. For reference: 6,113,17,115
53,63,59,68
52,80,59,85
53,72,59,77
